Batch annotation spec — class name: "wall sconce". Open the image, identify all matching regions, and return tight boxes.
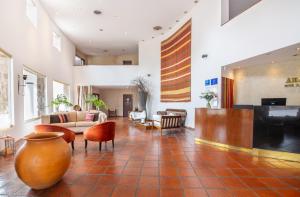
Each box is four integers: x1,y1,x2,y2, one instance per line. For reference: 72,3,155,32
17,74,27,95
202,54,208,59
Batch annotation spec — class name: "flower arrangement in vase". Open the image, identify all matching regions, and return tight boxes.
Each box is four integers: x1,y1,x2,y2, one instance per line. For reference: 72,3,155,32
199,91,217,109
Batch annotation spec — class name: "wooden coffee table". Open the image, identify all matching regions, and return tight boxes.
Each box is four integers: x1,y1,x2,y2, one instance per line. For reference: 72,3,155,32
135,120,154,130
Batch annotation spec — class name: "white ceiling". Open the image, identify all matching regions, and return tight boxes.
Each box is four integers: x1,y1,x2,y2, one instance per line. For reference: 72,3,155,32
40,0,197,56
223,43,300,70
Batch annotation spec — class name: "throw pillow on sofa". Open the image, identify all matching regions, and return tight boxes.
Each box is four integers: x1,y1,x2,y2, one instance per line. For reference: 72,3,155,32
50,114,68,123
85,113,95,122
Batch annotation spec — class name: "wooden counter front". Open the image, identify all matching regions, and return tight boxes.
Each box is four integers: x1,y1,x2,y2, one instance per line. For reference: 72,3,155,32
195,108,254,149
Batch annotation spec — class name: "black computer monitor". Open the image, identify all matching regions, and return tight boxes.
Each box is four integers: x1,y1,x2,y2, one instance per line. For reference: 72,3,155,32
233,105,254,109
261,98,286,106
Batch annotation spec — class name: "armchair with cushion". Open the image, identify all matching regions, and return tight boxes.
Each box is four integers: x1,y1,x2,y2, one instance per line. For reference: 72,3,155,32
156,109,187,126
35,124,76,150
153,115,182,136
84,121,116,151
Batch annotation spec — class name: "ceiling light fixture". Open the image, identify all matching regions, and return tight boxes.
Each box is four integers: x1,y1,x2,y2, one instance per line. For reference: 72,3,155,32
184,11,188,14
194,0,199,3
153,26,162,31
93,10,102,15
99,29,103,31
176,20,180,23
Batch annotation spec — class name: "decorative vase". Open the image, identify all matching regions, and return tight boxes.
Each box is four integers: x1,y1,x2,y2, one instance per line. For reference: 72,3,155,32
15,132,71,190
138,91,148,112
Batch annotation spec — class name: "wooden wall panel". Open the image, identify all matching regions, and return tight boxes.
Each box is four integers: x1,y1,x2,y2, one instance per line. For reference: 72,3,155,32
160,20,192,102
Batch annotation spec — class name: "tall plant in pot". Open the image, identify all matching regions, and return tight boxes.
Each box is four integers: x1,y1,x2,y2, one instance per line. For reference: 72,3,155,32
51,94,73,112
85,94,107,111
132,77,149,113
200,91,217,109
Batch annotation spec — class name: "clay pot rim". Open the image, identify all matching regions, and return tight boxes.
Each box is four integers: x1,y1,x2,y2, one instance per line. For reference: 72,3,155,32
24,132,64,141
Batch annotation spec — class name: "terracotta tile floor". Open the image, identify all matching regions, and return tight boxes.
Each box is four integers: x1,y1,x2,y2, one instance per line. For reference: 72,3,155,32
1,118,300,196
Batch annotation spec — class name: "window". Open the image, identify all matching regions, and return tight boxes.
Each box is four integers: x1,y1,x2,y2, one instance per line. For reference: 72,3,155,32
53,81,70,111
23,68,47,121
52,32,62,52
23,69,38,120
26,0,37,27
123,60,133,65
222,0,261,25
0,50,13,129
74,56,86,66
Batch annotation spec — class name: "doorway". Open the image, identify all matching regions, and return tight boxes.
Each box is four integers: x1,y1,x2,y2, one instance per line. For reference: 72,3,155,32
123,94,133,117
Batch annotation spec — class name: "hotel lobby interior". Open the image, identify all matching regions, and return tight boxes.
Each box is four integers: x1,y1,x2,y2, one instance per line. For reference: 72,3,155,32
1,0,300,196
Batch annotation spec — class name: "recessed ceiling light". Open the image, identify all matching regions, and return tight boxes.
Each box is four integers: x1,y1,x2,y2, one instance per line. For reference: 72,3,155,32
99,29,103,31
103,50,108,53
152,36,155,39
176,20,180,23
169,27,172,30
184,11,188,14
93,10,102,15
194,0,199,3
153,26,162,31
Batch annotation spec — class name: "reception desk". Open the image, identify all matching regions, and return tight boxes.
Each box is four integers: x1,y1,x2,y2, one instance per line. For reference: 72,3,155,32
195,108,254,149
195,107,300,154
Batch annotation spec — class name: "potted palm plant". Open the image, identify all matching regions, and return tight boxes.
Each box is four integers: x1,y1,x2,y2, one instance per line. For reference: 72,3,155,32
51,94,73,112
85,94,107,111
200,91,217,109
131,77,149,112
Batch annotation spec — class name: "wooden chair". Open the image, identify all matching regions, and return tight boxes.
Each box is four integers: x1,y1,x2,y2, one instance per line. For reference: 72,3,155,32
153,115,182,136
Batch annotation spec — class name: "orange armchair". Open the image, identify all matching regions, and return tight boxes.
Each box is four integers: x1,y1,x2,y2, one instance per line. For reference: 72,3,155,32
83,121,116,151
35,124,76,150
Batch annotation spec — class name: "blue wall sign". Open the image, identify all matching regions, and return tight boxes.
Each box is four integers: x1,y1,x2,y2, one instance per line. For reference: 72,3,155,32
210,78,218,85
205,80,210,86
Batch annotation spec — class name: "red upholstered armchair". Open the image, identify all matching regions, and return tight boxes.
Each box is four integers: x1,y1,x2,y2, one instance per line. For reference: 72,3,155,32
83,121,116,151
35,124,76,150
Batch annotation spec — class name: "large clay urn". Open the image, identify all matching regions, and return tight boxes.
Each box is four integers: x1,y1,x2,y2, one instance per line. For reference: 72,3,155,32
15,132,71,190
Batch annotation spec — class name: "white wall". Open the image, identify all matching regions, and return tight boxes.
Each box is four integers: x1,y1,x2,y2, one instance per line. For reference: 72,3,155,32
73,65,141,86
93,87,139,116
87,54,139,65
73,0,300,128
139,0,300,128
234,61,300,105
0,0,75,139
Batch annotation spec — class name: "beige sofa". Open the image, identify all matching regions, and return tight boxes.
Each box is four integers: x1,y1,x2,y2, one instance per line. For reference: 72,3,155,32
41,111,107,133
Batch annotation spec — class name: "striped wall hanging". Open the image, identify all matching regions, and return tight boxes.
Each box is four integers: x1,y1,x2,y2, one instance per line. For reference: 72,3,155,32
160,19,191,102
